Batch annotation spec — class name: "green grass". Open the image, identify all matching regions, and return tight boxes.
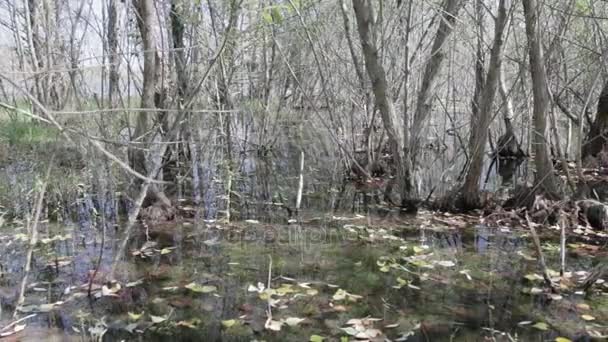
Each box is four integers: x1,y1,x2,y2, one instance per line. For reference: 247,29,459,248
0,116,59,146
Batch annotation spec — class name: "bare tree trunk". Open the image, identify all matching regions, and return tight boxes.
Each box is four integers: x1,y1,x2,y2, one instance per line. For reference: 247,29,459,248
352,0,414,209
461,0,510,209
129,0,173,208
107,0,120,107
522,0,561,197
582,80,608,159
130,0,158,177
409,0,464,170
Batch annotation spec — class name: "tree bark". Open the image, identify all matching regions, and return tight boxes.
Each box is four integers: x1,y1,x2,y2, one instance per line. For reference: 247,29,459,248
130,0,158,177
582,80,608,159
409,0,464,171
352,0,413,208
107,0,120,107
461,0,510,209
522,0,561,197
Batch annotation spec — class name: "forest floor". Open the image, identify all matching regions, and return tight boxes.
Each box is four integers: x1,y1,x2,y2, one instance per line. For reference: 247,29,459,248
0,211,606,341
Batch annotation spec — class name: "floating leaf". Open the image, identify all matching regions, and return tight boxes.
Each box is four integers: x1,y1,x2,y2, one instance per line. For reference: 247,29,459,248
283,317,305,327
101,283,121,297
436,260,456,268
524,274,544,282
532,322,549,331
581,314,595,321
222,319,237,328
341,327,358,336
333,289,347,301
459,269,473,281
176,319,200,329
126,279,144,288
530,287,543,294
160,247,175,255
309,335,325,342
555,337,572,342
276,284,296,296
549,294,563,301
332,289,362,302
150,315,168,324
128,311,144,321
306,289,319,296
265,319,283,331
393,277,408,289
185,282,217,293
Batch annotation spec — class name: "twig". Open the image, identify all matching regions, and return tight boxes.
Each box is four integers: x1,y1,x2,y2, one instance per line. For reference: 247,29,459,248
559,211,566,276
14,156,54,317
525,213,558,293
264,255,273,329
0,314,37,332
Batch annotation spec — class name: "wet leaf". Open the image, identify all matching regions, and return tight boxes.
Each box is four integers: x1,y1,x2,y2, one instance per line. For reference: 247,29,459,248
150,315,168,324
341,327,358,335
176,319,200,329
581,314,595,321
309,335,325,342
460,269,473,281
517,251,536,261
222,319,237,328
265,319,283,331
160,247,175,255
530,287,543,294
128,311,144,321
306,288,319,296
276,284,296,295
333,289,347,301
548,294,563,300
185,282,217,293
436,260,456,267
576,303,590,311
332,289,362,302
524,273,544,282
393,277,408,289
248,282,265,293
101,283,121,296
532,322,549,331
126,279,144,287
283,317,305,326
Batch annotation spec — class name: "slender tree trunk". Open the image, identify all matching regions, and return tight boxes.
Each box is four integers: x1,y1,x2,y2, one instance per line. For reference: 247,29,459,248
352,0,413,209
582,80,608,159
409,0,464,170
461,0,510,209
107,0,120,107
522,0,561,197
130,0,158,177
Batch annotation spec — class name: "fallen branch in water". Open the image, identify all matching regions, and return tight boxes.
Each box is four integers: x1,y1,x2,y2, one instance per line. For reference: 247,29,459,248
14,156,54,317
0,313,37,334
525,213,558,293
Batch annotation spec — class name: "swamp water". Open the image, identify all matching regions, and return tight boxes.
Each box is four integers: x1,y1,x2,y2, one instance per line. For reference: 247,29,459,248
0,213,606,341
